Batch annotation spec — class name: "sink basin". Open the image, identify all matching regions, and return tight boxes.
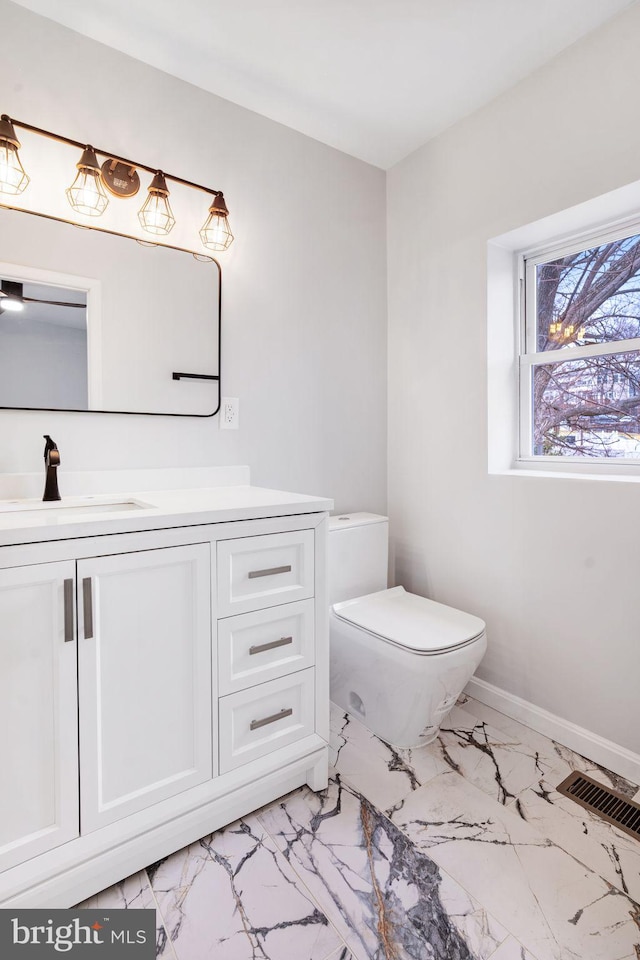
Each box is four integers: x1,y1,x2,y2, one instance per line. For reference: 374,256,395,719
0,496,153,522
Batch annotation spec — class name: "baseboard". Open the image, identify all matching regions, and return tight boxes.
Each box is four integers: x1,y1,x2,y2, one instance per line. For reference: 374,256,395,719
465,677,640,786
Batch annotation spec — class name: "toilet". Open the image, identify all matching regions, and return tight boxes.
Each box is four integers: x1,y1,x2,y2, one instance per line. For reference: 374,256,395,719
329,513,486,748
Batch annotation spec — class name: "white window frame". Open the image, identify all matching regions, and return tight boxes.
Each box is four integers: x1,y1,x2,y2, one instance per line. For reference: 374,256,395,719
518,217,640,468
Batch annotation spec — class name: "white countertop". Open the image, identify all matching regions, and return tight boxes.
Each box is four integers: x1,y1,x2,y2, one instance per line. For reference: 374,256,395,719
0,485,334,548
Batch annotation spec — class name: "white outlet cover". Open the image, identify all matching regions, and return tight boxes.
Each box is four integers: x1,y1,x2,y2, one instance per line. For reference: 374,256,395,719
220,397,239,429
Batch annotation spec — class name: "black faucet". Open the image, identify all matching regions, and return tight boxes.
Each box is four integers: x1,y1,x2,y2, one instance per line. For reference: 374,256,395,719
43,435,61,502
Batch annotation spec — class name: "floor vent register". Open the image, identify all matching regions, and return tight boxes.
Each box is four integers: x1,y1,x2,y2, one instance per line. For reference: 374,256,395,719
557,770,640,842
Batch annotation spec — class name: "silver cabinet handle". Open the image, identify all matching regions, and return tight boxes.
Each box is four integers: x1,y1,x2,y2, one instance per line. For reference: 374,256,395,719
249,636,293,656
248,564,292,580
63,578,74,642
250,708,293,731
82,577,94,640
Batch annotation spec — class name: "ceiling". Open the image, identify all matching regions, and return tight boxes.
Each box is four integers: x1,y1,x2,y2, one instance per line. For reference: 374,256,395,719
12,0,638,169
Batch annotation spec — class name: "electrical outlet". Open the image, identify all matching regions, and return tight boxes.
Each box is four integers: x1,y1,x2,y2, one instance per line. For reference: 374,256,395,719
220,397,239,429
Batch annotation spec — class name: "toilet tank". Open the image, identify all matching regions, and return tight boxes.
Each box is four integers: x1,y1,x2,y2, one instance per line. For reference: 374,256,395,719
328,513,389,605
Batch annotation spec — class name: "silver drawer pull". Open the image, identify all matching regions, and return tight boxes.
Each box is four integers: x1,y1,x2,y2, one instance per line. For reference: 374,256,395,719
82,577,94,640
248,564,292,580
249,636,293,656
63,578,74,642
250,707,293,731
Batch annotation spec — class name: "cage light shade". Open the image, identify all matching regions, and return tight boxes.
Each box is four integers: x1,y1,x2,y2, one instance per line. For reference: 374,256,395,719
138,171,175,236
200,193,233,251
0,115,29,195
66,146,109,216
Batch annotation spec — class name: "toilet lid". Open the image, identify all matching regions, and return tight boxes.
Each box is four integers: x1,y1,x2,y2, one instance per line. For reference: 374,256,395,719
332,586,486,654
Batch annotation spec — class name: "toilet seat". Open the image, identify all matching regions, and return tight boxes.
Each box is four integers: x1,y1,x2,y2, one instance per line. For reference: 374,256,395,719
331,585,486,656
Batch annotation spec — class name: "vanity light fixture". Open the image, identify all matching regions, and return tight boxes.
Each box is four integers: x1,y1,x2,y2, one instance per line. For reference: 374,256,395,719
200,192,234,251
0,113,234,252
138,171,175,236
0,115,30,195
66,146,110,217
100,158,140,198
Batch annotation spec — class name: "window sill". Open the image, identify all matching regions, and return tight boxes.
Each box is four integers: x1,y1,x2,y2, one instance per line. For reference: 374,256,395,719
494,462,640,483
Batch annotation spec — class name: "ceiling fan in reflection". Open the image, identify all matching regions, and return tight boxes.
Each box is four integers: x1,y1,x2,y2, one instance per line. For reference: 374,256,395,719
0,279,86,313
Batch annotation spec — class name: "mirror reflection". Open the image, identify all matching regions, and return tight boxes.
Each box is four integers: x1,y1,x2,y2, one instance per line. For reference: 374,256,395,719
0,278,88,410
0,206,220,416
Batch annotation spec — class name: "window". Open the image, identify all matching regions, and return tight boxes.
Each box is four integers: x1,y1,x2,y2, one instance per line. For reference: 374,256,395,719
521,226,640,462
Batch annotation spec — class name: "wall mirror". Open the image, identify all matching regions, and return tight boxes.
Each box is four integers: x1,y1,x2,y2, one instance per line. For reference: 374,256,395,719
0,205,221,417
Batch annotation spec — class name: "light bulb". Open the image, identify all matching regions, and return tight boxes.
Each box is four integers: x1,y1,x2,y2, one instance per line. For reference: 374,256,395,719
0,115,30,195
138,171,175,236
200,193,233,251
0,296,23,312
0,296,24,315
66,146,109,216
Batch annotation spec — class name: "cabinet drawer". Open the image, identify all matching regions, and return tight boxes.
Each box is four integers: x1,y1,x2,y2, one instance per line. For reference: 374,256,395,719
217,530,314,617
219,669,315,773
218,599,315,695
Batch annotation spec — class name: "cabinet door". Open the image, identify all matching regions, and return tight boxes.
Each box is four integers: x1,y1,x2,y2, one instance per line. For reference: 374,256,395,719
217,530,314,618
218,599,315,695
78,543,212,833
218,668,315,774
0,561,79,872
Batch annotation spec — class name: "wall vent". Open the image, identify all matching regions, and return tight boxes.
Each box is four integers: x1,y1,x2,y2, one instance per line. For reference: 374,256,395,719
556,771,640,842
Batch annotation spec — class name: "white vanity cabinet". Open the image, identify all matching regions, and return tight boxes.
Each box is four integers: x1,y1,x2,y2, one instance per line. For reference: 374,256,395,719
0,536,212,870
0,493,330,909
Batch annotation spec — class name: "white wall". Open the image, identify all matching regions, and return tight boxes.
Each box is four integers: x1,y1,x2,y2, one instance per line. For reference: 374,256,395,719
0,315,87,409
0,0,387,512
387,4,640,755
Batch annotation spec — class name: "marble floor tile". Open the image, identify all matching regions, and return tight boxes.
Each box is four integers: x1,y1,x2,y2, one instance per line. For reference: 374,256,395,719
389,769,640,960
324,949,355,960
488,936,539,960
507,773,640,904
459,697,639,798
434,705,556,806
148,812,346,960
331,700,553,813
259,776,509,960
76,869,176,959
330,702,450,810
